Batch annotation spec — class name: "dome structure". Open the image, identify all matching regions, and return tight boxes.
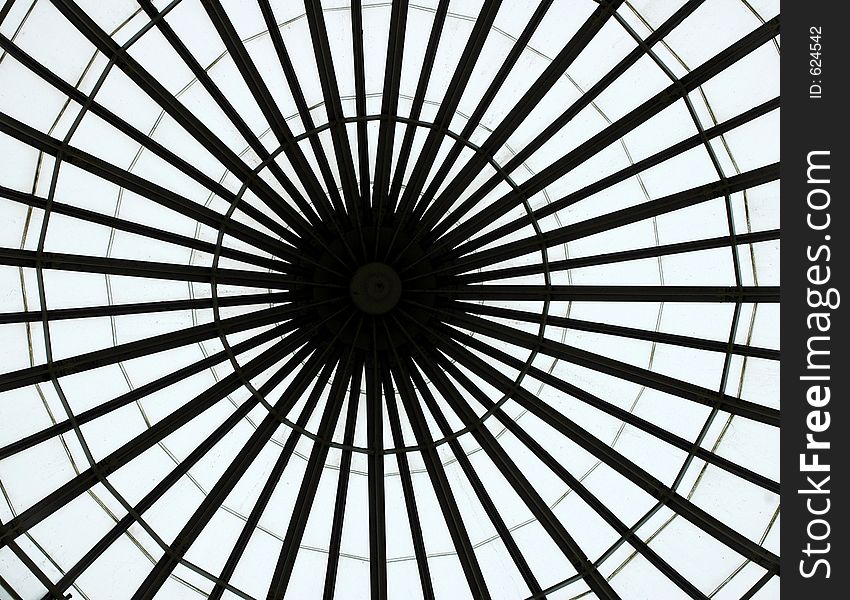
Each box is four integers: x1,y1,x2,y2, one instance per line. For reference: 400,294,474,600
0,1,780,599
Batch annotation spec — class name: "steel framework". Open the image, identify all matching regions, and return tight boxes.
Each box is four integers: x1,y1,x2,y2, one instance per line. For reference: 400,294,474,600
0,1,780,599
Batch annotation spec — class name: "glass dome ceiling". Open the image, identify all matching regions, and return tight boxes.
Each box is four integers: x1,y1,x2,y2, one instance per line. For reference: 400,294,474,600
0,1,780,599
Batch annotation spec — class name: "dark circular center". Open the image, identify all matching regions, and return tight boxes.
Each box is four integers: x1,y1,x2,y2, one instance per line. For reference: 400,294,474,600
350,262,402,315
303,217,437,350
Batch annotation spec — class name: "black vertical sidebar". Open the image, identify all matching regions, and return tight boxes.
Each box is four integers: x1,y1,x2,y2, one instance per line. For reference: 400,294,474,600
781,1,848,598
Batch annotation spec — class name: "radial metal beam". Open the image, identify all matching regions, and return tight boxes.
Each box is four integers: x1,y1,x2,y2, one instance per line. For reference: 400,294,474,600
200,0,347,223
381,363,436,600
440,162,780,274
1,531,68,600
445,300,779,360
366,326,387,600
430,332,780,572
0,247,304,290
50,0,319,237
403,348,621,600
391,357,492,600
447,96,779,257
372,0,408,215
0,0,13,26
437,321,779,494
267,347,359,598
0,570,24,600
131,346,338,600
386,0,449,208
136,0,331,228
350,0,371,208
452,228,780,284
421,0,703,238
434,15,781,247
0,291,294,325
0,320,300,462
394,0,503,216
416,0,618,223
431,284,780,304
403,359,542,597
0,110,301,261
45,339,319,598
255,0,346,222
0,299,310,394
0,184,291,274
740,570,776,600
410,0,553,218
0,327,313,548
302,0,361,216
426,348,709,600
322,363,362,600
0,30,303,246
212,355,357,600
436,309,780,426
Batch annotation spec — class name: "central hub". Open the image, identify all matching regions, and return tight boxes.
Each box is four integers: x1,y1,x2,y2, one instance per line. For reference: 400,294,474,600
300,215,439,350
350,262,402,315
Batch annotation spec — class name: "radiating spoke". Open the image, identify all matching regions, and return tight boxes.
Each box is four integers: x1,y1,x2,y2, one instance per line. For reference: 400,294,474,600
303,0,360,218
446,96,779,259
393,320,620,599
429,330,780,572
422,347,709,600
393,0,502,219
391,356,493,600
421,284,779,304
211,337,357,600
372,0,408,221
267,339,361,598
416,0,620,225
198,0,364,269
1,184,291,274
418,0,705,240
381,361,436,600
49,0,320,238
0,320,300,462
411,0,553,215
131,345,336,600
433,162,779,275
385,0,449,210
0,298,314,394
46,338,319,598
365,323,388,600
0,327,314,548
0,30,305,246
436,321,779,494
0,110,304,260
447,300,778,360
350,1,370,211
322,359,362,600
136,0,329,228
0,247,315,289
432,16,780,248
450,228,780,285
0,291,294,325
403,356,544,597
255,0,346,222
434,308,779,426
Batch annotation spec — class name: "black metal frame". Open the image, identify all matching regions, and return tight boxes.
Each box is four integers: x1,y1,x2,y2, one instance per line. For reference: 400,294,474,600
0,1,781,599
